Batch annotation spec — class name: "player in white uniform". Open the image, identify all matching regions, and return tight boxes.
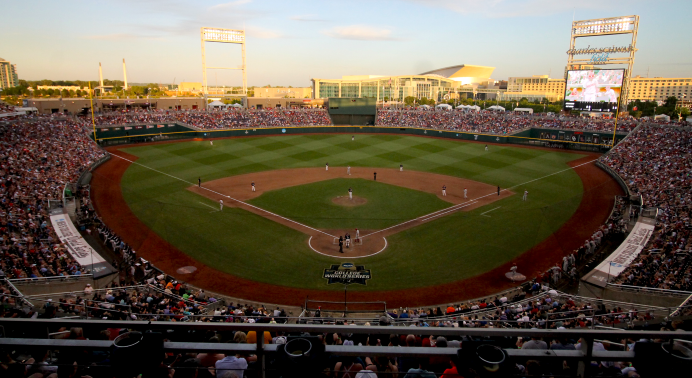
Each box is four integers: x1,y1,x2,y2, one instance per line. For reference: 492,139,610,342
219,199,223,210
251,181,255,192
442,185,447,196
581,71,599,102
352,135,355,141
485,145,488,151
348,187,353,200
603,86,618,103
347,165,351,175
464,188,467,199
326,162,329,171
210,140,213,146
400,164,403,171
523,190,528,201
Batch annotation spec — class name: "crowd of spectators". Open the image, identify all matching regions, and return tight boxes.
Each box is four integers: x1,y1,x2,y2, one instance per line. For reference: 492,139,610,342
80,108,333,130
602,124,692,291
0,115,106,280
376,109,640,134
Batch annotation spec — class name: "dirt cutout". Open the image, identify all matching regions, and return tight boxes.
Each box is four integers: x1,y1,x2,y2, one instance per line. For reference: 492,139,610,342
332,196,367,207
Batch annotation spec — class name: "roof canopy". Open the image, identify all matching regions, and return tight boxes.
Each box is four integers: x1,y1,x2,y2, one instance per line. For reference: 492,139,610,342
419,64,495,80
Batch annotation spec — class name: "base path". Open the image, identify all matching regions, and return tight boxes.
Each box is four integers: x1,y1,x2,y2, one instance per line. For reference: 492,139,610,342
91,142,621,308
187,167,512,256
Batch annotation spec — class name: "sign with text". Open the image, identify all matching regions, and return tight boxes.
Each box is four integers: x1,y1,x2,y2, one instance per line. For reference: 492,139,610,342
50,214,116,278
323,263,372,285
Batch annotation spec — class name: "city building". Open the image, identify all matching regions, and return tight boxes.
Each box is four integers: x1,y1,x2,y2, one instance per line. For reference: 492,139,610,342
253,87,312,98
505,75,566,102
627,75,692,103
0,58,19,89
311,65,495,102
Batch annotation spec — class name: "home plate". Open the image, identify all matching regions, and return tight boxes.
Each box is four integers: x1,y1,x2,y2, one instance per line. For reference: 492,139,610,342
177,266,198,274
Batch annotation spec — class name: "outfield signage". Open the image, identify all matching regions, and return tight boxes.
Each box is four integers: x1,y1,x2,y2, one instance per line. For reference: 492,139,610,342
583,218,655,287
50,214,116,278
323,263,371,285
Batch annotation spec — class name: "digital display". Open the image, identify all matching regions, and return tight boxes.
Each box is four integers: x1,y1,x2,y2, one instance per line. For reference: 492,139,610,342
563,69,624,112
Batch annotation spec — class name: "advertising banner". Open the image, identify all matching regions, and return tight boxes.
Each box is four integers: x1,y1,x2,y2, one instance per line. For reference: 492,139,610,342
50,214,116,278
583,218,655,287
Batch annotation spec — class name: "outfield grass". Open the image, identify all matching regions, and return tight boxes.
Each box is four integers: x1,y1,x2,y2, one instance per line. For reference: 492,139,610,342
120,134,585,291
248,178,450,230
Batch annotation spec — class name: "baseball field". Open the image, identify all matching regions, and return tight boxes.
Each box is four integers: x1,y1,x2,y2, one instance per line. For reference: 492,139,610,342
91,133,622,306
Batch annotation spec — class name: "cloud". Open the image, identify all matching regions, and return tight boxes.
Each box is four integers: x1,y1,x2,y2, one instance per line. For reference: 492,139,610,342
323,25,400,41
245,26,283,39
291,14,326,22
208,0,252,11
405,0,619,18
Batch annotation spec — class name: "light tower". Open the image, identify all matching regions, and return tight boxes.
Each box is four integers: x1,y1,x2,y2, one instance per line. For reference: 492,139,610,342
122,59,129,90
98,62,104,88
200,27,247,97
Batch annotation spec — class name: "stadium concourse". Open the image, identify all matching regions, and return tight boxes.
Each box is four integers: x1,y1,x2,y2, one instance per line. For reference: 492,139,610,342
0,106,692,377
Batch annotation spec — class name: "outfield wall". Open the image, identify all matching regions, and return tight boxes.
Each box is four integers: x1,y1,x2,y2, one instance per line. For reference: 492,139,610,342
96,124,626,152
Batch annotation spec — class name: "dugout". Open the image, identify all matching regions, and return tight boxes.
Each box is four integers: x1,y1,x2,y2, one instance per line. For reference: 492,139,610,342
327,98,376,125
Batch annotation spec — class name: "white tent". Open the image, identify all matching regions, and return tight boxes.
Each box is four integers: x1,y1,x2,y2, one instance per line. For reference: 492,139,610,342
229,103,243,108
419,104,432,109
208,100,225,109
457,105,480,112
654,114,670,121
487,105,505,111
435,104,452,110
513,107,534,114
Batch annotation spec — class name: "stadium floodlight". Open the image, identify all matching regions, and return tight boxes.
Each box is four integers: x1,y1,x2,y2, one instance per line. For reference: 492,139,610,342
200,27,247,96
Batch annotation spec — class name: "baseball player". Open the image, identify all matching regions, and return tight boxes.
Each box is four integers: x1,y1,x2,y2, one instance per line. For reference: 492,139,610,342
251,181,256,192
198,177,201,187
464,188,467,199
219,199,223,210
485,144,488,151
355,228,360,240
373,172,377,181
347,165,351,175
352,135,355,141
345,233,351,248
497,185,500,196
326,162,329,171
523,190,528,201
400,164,403,171
348,187,353,200
339,236,344,253
210,140,214,146
442,185,447,196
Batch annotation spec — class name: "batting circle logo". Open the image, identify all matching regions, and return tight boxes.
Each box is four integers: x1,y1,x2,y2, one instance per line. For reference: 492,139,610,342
281,129,286,133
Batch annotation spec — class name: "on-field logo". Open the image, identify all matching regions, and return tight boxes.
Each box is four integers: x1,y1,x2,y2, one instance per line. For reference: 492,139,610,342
323,263,372,285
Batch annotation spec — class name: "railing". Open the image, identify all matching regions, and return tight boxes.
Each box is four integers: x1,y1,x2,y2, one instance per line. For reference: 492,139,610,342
9,274,94,285
1,318,691,378
606,283,692,297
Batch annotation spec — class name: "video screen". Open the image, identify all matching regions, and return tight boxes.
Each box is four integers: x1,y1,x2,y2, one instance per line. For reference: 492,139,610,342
563,69,624,112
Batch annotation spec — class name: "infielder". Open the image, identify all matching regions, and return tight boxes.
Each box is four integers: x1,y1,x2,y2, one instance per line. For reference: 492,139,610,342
523,190,528,201
326,162,329,171
355,228,360,239
464,188,467,199
347,165,351,175
442,185,447,196
373,172,377,181
198,177,201,187
219,199,223,210
348,187,353,200
400,164,403,171
497,185,500,196
251,181,256,192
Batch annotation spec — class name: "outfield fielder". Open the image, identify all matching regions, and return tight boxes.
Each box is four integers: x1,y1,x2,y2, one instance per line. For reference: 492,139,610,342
326,162,329,171
348,187,353,200
400,164,403,171
210,140,214,146
464,188,467,199
485,144,488,151
442,185,447,196
347,165,351,175
219,199,223,210
523,190,528,201
251,181,256,192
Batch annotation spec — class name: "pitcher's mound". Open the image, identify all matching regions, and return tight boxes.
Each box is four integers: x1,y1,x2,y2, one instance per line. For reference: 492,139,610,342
332,196,367,207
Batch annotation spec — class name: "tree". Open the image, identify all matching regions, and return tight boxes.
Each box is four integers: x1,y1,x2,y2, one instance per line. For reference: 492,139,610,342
61,89,70,98
680,107,690,118
404,96,415,106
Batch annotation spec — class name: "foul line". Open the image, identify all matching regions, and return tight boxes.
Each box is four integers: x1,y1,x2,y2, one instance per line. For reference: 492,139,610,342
198,201,219,211
480,206,501,217
110,153,337,238
361,158,598,239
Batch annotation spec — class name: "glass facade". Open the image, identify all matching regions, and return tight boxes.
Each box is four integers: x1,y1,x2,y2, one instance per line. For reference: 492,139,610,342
313,76,456,101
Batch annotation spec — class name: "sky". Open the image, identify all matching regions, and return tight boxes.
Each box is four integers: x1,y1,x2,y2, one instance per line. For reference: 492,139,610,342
3,0,691,87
